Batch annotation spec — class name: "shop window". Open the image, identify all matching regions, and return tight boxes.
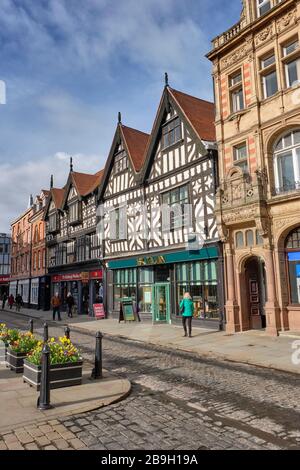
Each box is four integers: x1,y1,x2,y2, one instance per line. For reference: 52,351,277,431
113,269,137,311
286,227,300,304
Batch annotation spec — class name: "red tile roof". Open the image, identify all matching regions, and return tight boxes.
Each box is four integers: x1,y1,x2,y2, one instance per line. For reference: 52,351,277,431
51,188,65,209
121,125,149,172
169,88,216,142
72,170,104,197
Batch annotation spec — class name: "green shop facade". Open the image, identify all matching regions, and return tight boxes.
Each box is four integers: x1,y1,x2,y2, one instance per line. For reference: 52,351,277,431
106,244,225,330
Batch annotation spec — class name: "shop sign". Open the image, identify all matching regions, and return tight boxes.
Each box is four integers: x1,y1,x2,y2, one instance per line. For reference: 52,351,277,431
52,273,81,282
0,275,10,283
81,272,89,284
137,256,166,266
90,270,103,280
93,304,105,319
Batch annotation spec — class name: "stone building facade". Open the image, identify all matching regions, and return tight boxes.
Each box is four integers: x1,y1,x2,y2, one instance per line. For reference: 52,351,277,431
207,0,300,334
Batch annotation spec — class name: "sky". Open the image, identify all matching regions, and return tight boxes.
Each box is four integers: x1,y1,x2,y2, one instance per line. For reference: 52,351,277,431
0,0,242,232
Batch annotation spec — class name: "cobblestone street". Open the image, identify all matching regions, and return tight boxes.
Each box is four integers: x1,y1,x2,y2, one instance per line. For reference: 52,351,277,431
1,311,300,450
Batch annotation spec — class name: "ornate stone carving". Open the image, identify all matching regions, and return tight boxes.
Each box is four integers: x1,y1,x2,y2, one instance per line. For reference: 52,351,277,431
274,217,299,230
255,25,272,46
276,9,297,33
222,206,257,224
222,38,253,69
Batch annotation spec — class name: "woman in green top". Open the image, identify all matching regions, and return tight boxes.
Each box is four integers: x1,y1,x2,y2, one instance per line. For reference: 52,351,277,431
180,292,194,338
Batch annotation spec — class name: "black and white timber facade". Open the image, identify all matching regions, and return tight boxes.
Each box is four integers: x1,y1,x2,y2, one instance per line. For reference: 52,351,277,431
44,168,104,316
98,85,224,328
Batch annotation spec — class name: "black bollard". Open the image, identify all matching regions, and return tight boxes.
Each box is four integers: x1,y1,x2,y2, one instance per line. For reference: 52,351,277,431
91,331,103,379
65,326,70,340
29,319,33,334
37,343,52,410
43,323,48,343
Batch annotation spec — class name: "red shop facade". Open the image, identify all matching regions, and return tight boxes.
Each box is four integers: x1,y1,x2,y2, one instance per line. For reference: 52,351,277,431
0,275,10,297
51,269,103,316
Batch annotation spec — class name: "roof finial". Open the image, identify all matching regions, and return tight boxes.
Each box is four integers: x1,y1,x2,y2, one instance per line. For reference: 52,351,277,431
70,156,73,172
50,175,54,189
165,72,169,87
118,112,122,124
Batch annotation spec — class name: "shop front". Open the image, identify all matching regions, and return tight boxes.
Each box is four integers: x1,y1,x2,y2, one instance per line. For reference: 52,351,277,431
107,244,224,329
0,275,10,298
51,269,103,316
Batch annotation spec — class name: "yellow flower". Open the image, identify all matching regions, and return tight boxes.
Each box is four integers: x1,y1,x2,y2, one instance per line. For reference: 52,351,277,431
50,337,55,343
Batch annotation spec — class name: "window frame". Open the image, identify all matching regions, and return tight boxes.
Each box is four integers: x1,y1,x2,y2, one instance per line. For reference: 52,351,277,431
161,116,182,150
233,142,249,172
273,130,300,194
228,70,245,114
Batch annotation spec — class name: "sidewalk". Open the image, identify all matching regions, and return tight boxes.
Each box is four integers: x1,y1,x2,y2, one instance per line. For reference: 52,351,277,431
3,306,300,376
0,363,131,435
1,306,96,325
69,319,300,376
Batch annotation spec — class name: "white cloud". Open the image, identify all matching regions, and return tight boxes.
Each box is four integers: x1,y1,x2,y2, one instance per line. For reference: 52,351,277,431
0,152,103,232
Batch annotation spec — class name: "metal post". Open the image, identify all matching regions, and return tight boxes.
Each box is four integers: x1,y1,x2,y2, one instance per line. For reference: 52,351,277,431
43,323,48,343
65,326,70,340
37,343,52,410
91,331,103,379
29,319,33,334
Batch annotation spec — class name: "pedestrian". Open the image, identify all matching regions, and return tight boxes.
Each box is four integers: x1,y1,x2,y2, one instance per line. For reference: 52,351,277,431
15,293,23,312
66,292,75,318
1,293,8,310
180,292,194,338
51,292,62,321
8,294,14,310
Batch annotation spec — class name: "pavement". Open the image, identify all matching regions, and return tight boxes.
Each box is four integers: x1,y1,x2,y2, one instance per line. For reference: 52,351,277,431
2,306,300,376
0,363,131,435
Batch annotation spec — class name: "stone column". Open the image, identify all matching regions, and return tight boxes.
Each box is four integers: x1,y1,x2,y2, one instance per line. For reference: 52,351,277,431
265,248,281,336
225,246,240,333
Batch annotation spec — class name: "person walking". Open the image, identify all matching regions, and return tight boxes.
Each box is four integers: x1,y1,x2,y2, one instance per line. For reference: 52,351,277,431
66,292,75,318
51,292,62,321
8,294,14,310
180,292,194,338
15,293,23,312
1,293,8,310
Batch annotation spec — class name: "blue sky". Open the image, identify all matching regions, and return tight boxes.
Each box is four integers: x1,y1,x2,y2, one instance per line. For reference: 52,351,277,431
0,0,242,232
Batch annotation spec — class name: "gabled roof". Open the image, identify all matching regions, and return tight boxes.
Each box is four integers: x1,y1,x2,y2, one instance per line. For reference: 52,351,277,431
72,170,103,197
169,88,216,142
51,188,65,209
121,126,149,172
139,86,216,181
98,123,149,200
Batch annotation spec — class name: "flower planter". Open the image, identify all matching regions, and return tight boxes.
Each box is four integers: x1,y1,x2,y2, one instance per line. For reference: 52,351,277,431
23,359,83,391
6,348,28,373
0,340,7,364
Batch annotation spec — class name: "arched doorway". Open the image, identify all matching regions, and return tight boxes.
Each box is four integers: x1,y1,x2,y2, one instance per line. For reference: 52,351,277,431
244,257,267,329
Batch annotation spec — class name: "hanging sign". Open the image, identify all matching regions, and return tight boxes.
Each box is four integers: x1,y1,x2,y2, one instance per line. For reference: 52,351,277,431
93,303,105,319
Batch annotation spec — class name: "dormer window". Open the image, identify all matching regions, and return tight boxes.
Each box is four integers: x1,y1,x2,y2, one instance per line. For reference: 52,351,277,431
162,117,182,150
69,201,82,225
49,213,59,233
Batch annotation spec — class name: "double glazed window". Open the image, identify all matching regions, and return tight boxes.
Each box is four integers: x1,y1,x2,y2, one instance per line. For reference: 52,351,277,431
233,143,248,172
114,151,127,174
162,185,190,231
260,53,278,99
283,39,300,88
162,117,182,150
274,130,300,194
257,0,282,17
229,71,245,113
69,202,82,225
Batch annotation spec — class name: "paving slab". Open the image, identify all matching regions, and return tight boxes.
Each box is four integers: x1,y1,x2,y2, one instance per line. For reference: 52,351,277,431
0,365,131,434
70,319,300,375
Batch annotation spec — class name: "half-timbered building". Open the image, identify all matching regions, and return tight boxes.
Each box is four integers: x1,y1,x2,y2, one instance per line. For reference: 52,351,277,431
99,84,224,329
44,166,104,315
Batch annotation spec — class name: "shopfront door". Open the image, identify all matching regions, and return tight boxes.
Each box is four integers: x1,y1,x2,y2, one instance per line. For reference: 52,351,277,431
152,283,170,323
